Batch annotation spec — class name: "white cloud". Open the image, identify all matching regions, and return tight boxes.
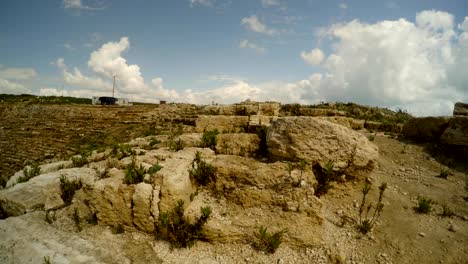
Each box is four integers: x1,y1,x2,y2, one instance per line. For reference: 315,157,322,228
241,15,276,36
63,0,103,10
239,39,266,53
300,10,467,116
0,67,37,80
189,0,215,7
339,3,348,9
301,48,324,65
261,0,280,7
0,78,31,94
64,43,75,51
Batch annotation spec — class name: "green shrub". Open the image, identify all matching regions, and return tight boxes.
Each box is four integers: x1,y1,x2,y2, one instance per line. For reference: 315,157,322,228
199,129,219,150
189,151,216,186
415,197,433,214
73,208,82,232
124,160,147,184
72,154,88,168
111,144,135,160
357,182,387,234
149,139,161,147
169,138,185,151
148,164,163,175
314,160,337,197
60,175,82,205
157,200,212,248
18,163,41,183
253,226,287,254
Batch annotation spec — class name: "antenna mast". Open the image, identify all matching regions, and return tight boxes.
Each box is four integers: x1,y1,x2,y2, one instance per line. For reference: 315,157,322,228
112,75,117,97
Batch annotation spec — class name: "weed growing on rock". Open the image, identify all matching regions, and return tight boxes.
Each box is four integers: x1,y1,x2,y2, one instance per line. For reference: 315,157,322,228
437,167,450,179
73,208,82,232
314,160,338,197
43,256,51,264
199,129,219,150
111,143,135,160
357,182,387,234
112,224,124,234
71,151,89,167
148,164,163,175
124,159,147,184
169,138,185,151
189,151,216,186
253,225,287,254
149,138,161,147
60,175,82,205
18,162,41,183
415,197,433,214
157,200,212,248
441,204,454,217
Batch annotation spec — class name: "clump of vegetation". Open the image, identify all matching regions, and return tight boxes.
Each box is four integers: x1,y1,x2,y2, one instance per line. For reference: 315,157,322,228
189,151,216,186
441,204,454,217
60,175,82,205
157,200,212,248
314,160,338,197
43,256,51,264
149,138,161,147
437,167,451,179
148,164,163,175
111,143,135,160
73,207,82,232
124,159,147,184
253,225,287,254
357,182,387,234
199,129,219,150
45,210,56,224
18,162,41,183
169,138,185,151
112,224,124,234
415,197,433,214
71,152,89,168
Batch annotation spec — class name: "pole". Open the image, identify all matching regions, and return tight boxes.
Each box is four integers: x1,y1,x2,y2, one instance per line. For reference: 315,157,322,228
112,75,116,98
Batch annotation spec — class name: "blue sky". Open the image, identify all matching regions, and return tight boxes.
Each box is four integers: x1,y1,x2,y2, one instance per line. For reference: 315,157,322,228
0,0,467,115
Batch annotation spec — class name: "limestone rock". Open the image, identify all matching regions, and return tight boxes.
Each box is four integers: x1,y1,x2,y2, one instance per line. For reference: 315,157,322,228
132,182,155,233
6,160,74,188
317,116,364,130
267,117,378,177
195,115,249,133
176,133,202,147
0,168,97,216
215,133,260,157
402,117,450,141
440,116,468,147
158,148,215,212
249,115,275,127
453,102,468,116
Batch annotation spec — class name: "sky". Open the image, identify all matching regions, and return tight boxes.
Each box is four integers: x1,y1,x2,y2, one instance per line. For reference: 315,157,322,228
0,0,467,116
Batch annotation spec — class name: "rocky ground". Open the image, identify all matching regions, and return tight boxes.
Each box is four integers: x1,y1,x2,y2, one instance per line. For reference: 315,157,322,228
0,100,467,264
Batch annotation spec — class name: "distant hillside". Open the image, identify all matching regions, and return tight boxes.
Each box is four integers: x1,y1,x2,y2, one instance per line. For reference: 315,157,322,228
0,94,91,104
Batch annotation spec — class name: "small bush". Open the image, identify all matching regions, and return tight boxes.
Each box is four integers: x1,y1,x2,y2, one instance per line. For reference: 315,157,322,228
189,151,216,186
73,208,82,232
437,167,450,179
441,204,454,217
357,182,387,234
148,164,163,175
149,139,161,147
253,226,287,254
199,129,218,150
124,159,147,184
18,163,41,183
415,197,433,214
157,200,212,248
60,175,82,205
111,144,135,160
169,138,185,151
112,224,124,234
72,152,89,167
314,160,338,197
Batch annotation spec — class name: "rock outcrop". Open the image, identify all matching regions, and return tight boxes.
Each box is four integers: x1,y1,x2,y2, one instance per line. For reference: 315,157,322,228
402,117,450,141
440,116,468,147
453,102,468,116
267,117,378,177
195,115,249,133
215,133,260,157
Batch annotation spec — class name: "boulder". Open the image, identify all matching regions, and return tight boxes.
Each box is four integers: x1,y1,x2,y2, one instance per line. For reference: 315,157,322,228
176,133,202,147
267,117,379,177
249,115,275,127
440,116,468,147
453,102,468,116
157,148,215,212
317,116,364,130
6,160,73,188
132,183,156,233
195,115,249,133
0,168,97,216
402,117,450,141
215,133,260,157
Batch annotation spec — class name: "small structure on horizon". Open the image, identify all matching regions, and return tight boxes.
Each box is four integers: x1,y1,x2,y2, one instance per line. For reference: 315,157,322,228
92,96,130,106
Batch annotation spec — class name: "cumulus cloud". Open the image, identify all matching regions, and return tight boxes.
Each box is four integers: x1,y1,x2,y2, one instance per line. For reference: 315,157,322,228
63,0,103,10
0,78,31,94
299,10,467,116
189,0,215,7
301,48,324,65
239,39,266,53
0,67,37,80
241,15,276,36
